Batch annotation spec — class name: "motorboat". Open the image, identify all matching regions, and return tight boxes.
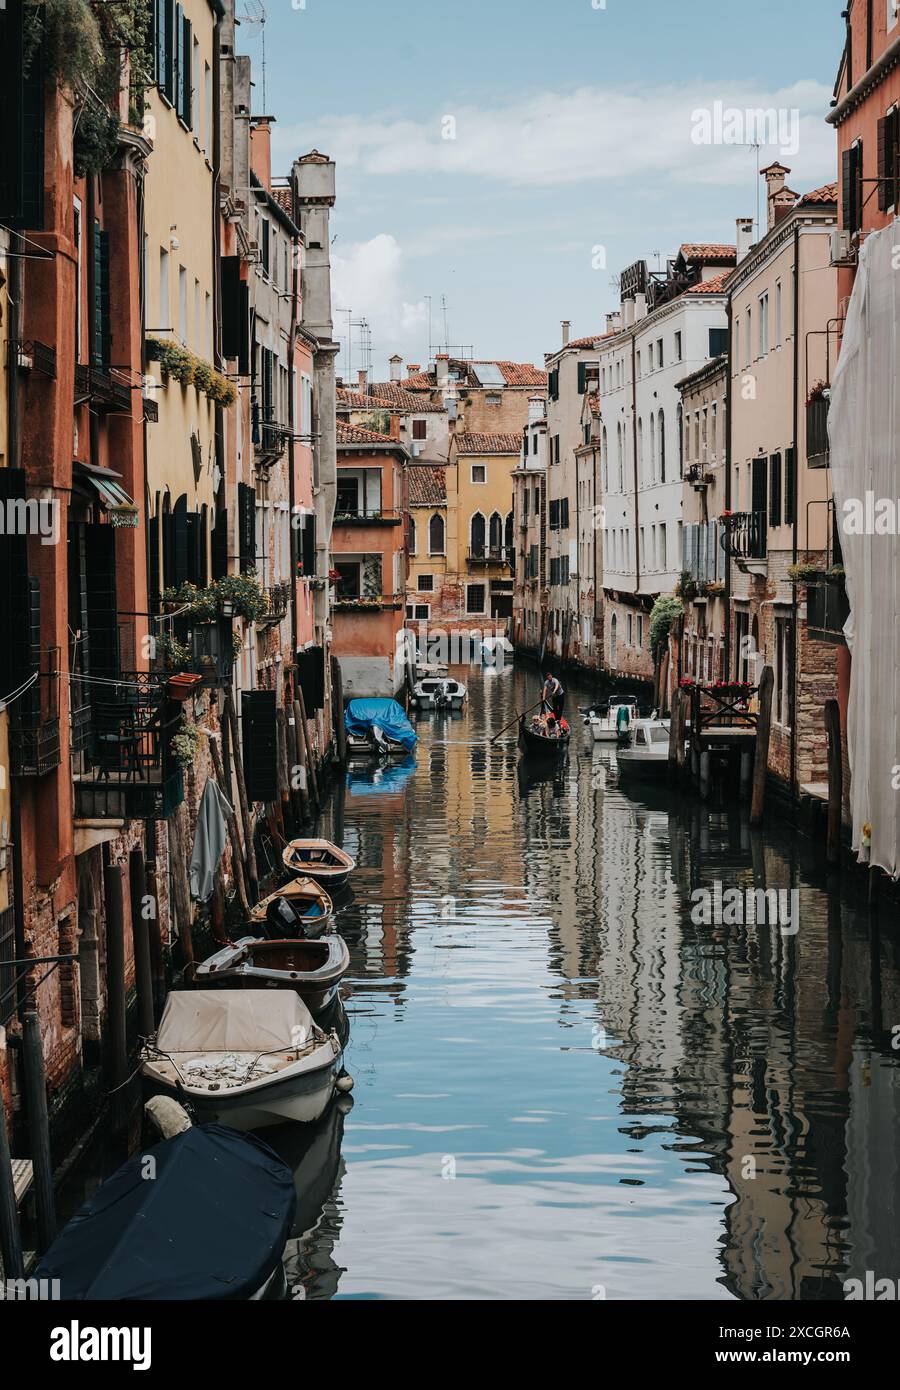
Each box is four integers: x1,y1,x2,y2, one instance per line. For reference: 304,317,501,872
142,989,343,1130
281,837,355,891
518,712,571,756
249,877,334,938
589,695,639,743
616,718,672,778
413,659,448,680
412,676,467,711
196,935,350,1016
344,697,417,758
33,1124,295,1300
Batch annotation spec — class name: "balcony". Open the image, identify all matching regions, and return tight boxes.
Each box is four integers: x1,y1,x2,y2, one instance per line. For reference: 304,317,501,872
150,615,234,687
806,577,850,643
333,508,402,527
71,672,184,821
467,545,512,568
807,396,830,469
12,339,56,378
74,363,133,413
259,583,290,625
8,654,62,777
254,409,289,462
725,512,767,562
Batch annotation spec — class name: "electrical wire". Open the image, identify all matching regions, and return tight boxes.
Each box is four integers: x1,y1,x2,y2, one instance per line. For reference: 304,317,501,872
0,671,39,708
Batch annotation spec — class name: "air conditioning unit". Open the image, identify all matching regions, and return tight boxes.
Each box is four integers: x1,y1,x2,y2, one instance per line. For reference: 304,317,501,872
830,228,856,267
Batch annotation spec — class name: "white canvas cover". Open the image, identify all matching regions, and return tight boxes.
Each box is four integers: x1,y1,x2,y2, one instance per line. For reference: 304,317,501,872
829,221,900,878
155,989,313,1052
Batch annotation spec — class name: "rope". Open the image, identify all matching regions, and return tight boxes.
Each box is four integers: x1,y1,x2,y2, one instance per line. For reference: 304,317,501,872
0,671,39,707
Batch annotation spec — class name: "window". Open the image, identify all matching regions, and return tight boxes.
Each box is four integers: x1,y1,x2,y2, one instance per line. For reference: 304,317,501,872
412,419,427,440
744,309,752,366
878,107,900,212
417,573,434,592
658,409,666,483
659,524,667,572
636,351,642,378
842,140,864,234
758,293,769,358
178,265,187,341
204,63,212,156
466,584,486,615
485,393,501,407
627,614,633,646
674,331,683,361
192,36,200,136
774,616,792,727
471,464,486,484
91,221,110,366
656,338,664,369
408,515,416,554
407,603,430,620
73,197,83,362
637,616,644,648
774,280,782,348
610,613,618,666
470,512,486,556
890,0,900,34
769,453,782,527
335,561,361,600
429,513,445,555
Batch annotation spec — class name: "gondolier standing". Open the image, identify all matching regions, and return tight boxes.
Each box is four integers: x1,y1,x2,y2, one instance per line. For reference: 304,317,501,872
541,669,566,719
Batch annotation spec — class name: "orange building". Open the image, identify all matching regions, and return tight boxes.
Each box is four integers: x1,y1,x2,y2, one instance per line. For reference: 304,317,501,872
332,423,410,698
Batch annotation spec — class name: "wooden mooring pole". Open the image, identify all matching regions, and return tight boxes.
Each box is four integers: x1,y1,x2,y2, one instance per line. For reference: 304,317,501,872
103,862,128,1124
22,1010,55,1250
825,699,843,867
129,847,154,1037
0,1097,24,1278
750,664,774,828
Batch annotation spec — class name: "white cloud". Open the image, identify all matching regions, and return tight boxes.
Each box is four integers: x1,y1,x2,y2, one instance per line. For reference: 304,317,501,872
274,80,836,191
331,233,426,371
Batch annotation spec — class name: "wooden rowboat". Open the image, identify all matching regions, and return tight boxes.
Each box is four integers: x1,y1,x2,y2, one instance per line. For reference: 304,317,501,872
282,838,355,891
196,935,350,1015
248,877,334,938
518,715,571,757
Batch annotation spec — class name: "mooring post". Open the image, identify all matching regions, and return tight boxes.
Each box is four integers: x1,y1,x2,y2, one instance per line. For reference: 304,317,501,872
22,1010,55,1251
824,699,843,867
750,665,774,827
331,655,347,766
0,1093,24,1279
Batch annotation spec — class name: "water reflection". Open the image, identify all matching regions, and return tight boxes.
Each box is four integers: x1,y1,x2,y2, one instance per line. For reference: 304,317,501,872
304,666,900,1300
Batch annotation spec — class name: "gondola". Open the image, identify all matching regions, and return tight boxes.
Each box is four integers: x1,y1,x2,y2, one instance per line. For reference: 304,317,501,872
518,714,570,757
281,838,355,891
196,934,350,1016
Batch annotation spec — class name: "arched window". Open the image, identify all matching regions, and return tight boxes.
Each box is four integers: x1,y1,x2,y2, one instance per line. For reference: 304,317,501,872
408,514,417,554
649,414,656,483
677,405,684,477
658,409,666,484
601,426,608,493
610,612,618,668
489,510,503,553
470,511,486,558
505,512,514,575
429,512,445,555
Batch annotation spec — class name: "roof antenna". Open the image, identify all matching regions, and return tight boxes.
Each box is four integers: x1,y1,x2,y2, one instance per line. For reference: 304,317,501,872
239,1,268,109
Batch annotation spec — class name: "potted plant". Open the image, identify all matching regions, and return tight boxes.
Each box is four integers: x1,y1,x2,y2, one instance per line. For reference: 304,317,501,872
171,714,204,768
167,671,202,701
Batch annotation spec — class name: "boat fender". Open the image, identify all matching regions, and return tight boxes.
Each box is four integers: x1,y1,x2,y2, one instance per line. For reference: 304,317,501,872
144,1095,193,1139
335,1073,354,1093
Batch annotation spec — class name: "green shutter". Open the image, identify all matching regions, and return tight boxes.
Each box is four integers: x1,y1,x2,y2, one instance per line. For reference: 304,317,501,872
92,223,110,365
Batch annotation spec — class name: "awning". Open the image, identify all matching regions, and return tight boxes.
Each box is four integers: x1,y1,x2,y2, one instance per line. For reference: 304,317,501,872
73,460,139,527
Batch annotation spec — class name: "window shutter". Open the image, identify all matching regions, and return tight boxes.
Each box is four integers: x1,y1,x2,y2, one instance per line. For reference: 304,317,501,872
155,0,166,86
784,447,796,526
769,453,782,528
221,255,247,360
296,646,325,712
577,362,587,394
181,14,192,125
172,4,182,110
172,494,189,586
238,483,257,571
92,223,111,365
211,506,228,580
841,148,853,231
751,456,768,518
241,691,278,803
301,512,316,576
84,523,119,681
878,117,889,212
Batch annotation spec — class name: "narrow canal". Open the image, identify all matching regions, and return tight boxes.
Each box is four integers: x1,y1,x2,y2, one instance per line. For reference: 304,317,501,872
283,663,900,1301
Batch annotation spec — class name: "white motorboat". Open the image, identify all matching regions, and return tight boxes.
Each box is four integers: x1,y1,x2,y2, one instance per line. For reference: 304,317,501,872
616,718,672,778
412,676,467,711
414,659,448,680
142,990,342,1130
588,696,638,743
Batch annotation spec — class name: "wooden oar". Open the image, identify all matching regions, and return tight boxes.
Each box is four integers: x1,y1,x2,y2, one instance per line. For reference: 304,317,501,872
490,698,543,744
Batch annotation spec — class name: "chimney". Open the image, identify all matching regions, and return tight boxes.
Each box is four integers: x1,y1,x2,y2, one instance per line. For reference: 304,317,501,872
561,320,571,346
606,311,622,334
622,298,635,330
250,116,275,190
389,354,403,382
435,353,450,387
389,413,400,441
528,395,545,424
634,292,647,322
761,162,791,231
406,363,420,375
293,150,336,344
736,217,754,263
357,368,368,393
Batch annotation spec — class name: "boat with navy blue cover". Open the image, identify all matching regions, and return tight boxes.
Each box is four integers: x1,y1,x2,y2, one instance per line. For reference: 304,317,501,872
344,697,417,757
33,1124,295,1300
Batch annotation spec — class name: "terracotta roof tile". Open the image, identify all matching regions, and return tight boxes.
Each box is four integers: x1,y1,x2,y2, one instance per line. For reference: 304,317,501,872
337,422,401,447
452,431,522,455
798,182,838,205
270,186,293,217
684,271,731,295
362,382,446,412
407,465,447,505
680,243,737,264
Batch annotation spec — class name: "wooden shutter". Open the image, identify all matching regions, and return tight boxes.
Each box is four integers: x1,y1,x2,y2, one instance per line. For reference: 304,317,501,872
221,256,247,360
181,14,192,125
296,646,325,712
878,117,889,212
784,447,796,527
842,148,853,231
238,483,257,571
211,506,228,580
172,494,189,586
577,362,587,394
155,0,166,86
768,453,782,528
241,691,278,804
751,456,767,518
301,512,316,576
84,523,119,681
148,511,160,604
92,224,110,365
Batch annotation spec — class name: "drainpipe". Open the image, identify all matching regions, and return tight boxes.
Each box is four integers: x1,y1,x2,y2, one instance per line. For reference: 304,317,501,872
724,294,733,677
630,332,641,595
789,222,800,801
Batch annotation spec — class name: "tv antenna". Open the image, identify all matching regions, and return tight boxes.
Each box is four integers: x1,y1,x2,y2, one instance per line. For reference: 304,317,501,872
239,1,268,109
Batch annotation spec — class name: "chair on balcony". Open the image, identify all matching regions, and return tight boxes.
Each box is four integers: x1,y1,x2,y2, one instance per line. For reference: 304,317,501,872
93,702,145,783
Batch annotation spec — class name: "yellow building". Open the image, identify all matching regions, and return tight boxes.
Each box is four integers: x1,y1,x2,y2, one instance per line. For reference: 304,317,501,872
446,432,519,629
144,0,223,595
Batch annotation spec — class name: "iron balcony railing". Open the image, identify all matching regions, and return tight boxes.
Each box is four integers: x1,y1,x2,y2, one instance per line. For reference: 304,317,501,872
259,583,290,625
467,545,512,566
807,396,830,469
333,508,401,525
74,363,133,413
726,511,767,561
8,651,62,777
71,670,184,821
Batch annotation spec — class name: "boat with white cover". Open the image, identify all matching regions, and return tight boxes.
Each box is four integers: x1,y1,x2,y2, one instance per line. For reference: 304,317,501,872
412,676,467,711
142,990,342,1130
615,718,672,778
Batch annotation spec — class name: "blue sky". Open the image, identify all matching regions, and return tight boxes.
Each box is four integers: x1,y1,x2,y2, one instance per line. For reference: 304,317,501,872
243,0,846,378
